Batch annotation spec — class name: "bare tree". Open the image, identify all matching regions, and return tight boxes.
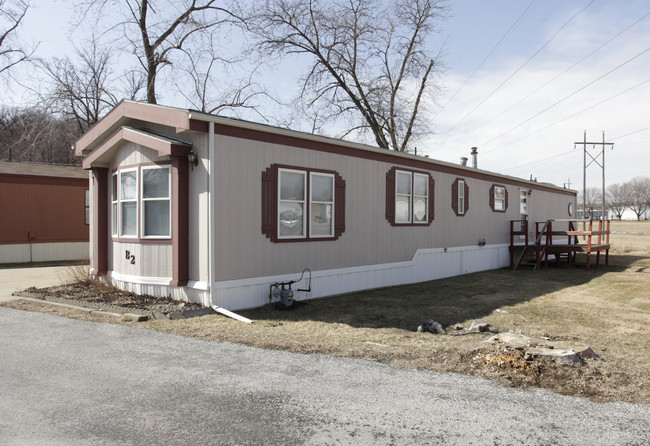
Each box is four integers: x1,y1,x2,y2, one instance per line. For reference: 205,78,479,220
0,106,81,164
174,29,269,117
39,41,120,133
0,0,33,76
578,187,602,219
606,182,630,221
627,177,650,221
251,0,446,151
77,0,242,104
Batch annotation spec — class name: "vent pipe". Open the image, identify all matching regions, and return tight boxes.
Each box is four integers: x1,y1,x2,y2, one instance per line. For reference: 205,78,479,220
471,147,478,168
460,157,468,166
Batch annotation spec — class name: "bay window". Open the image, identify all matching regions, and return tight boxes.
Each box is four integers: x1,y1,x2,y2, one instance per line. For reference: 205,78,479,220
111,164,171,240
142,166,171,237
120,169,138,237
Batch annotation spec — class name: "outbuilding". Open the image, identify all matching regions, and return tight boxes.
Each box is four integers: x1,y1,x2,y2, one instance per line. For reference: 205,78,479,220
75,101,576,311
0,161,89,264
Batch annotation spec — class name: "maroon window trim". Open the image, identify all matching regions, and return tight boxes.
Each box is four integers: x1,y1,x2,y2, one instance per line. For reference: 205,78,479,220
386,167,434,226
261,163,345,242
452,177,470,216
489,184,508,213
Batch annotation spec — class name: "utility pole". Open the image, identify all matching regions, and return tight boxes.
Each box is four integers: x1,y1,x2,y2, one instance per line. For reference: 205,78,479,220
574,131,614,220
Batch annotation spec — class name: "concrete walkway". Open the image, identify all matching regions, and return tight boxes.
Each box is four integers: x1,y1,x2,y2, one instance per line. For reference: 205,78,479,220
0,265,83,303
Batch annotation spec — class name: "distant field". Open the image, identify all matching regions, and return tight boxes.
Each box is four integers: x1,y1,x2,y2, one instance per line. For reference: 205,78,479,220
609,220,650,253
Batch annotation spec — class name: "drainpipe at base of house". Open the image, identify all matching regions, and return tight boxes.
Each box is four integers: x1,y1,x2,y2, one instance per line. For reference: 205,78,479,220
206,120,252,324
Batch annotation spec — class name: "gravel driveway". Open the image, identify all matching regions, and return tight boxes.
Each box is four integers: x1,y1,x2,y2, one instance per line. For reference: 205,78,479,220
1,307,648,445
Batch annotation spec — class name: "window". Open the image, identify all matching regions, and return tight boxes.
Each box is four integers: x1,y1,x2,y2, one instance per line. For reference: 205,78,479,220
142,166,171,237
111,174,118,236
111,165,171,239
385,167,434,226
262,164,345,242
120,169,138,237
310,172,334,237
84,189,90,225
452,178,469,216
489,184,508,212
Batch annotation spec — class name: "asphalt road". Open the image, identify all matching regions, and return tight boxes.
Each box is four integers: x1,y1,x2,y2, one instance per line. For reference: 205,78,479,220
1,307,648,445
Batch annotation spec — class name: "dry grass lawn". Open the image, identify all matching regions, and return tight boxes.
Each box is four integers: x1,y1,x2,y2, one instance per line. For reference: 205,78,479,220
4,220,650,403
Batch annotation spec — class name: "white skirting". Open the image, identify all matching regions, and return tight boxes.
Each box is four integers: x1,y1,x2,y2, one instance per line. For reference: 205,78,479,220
105,270,211,306
0,242,89,264
212,244,510,310
101,244,510,311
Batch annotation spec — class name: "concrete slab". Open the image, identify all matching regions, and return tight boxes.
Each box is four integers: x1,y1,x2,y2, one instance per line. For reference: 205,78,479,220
0,265,86,303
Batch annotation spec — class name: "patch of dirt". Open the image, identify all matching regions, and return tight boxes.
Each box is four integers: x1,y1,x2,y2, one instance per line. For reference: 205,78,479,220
22,281,204,316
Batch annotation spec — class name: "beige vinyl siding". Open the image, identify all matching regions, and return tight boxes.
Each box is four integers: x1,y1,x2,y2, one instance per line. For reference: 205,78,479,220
210,135,574,282
110,241,172,279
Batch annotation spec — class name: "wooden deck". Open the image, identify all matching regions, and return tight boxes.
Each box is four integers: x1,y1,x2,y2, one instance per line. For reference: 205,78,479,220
510,219,610,271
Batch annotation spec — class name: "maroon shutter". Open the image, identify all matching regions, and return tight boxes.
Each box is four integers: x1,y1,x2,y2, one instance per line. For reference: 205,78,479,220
385,167,396,224
334,173,346,238
451,179,458,215
428,176,435,223
504,187,509,211
261,165,277,240
489,184,495,212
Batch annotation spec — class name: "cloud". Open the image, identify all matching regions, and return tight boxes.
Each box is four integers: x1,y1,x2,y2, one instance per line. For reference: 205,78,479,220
424,1,650,188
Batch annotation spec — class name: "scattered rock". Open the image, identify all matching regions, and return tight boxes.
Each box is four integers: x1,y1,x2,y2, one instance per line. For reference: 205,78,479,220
525,347,584,366
448,320,500,336
485,332,601,366
417,319,446,334
469,320,499,333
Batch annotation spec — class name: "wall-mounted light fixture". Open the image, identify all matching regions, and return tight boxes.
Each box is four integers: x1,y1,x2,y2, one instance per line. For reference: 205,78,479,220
187,151,199,170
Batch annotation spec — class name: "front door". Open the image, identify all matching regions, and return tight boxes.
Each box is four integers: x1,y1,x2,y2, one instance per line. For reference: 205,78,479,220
519,189,529,240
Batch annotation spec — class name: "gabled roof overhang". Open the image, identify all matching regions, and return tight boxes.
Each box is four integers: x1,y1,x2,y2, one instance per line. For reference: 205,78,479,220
75,100,194,157
82,126,192,170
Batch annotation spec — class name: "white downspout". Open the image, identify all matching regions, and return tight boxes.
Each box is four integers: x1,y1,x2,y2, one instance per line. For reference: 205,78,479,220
206,120,252,324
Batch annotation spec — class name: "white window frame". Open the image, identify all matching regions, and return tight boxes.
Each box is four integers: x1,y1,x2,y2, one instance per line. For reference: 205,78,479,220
494,186,506,211
111,173,118,236
278,168,307,240
395,170,412,224
309,172,335,238
141,165,172,239
395,170,429,224
412,173,429,224
84,189,90,225
458,180,465,215
118,168,139,238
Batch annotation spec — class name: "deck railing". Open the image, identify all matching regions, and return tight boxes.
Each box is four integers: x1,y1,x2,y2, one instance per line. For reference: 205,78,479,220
510,219,610,271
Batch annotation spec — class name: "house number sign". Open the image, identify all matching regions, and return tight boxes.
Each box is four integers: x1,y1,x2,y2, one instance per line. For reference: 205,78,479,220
125,250,136,265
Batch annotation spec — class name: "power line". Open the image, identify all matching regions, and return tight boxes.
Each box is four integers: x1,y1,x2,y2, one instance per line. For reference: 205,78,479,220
499,149,574,173
470,11,650,135
482,76,650,154
610,126,650,141
432,0,536,121
432,0,596,146
479,47,650,151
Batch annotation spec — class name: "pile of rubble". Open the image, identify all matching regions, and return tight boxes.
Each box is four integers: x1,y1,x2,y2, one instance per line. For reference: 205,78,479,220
417,319,600,367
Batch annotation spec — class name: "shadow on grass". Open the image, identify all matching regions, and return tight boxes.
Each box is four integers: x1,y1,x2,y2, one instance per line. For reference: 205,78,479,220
239,253,648,330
